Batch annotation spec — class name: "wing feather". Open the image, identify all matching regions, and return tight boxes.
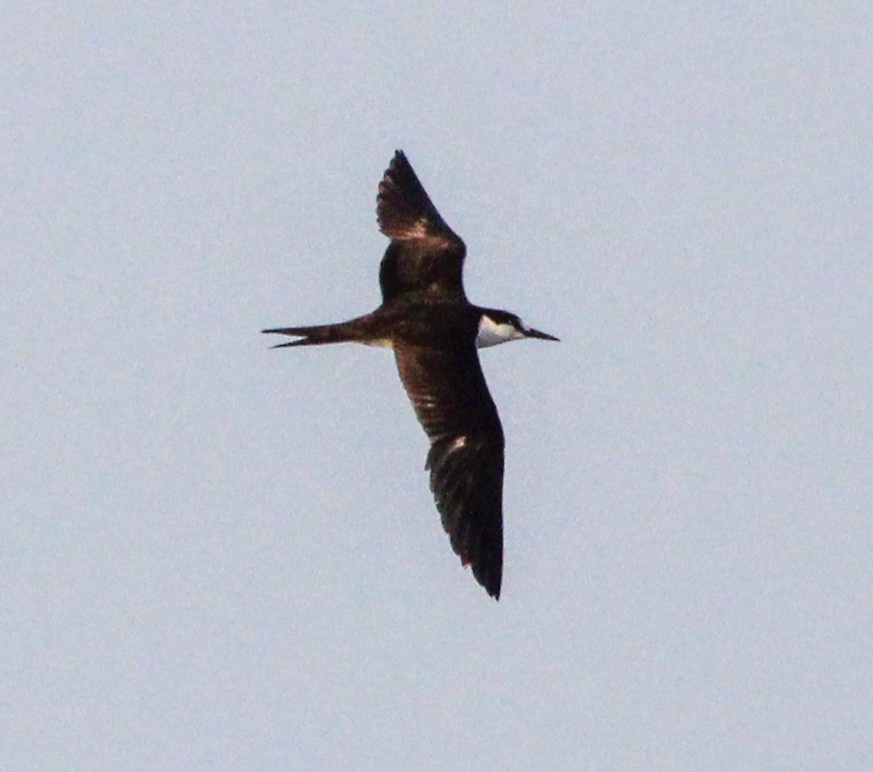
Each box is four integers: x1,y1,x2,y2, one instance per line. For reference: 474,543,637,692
377,151,467,303
394,343,504,599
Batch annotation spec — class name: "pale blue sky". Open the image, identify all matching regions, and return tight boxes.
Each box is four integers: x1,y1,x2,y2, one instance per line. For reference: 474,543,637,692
3,4,872,770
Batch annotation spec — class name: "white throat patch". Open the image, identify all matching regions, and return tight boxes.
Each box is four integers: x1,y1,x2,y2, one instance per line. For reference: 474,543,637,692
476,315,525,349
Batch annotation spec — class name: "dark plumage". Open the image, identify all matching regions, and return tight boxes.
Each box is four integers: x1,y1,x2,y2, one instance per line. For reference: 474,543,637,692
264,151,557,599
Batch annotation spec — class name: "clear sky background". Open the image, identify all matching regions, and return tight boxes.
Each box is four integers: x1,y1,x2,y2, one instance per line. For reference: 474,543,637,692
3,4,872,770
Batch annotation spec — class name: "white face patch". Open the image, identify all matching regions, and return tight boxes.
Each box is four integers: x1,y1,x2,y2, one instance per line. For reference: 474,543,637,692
476,315,525,348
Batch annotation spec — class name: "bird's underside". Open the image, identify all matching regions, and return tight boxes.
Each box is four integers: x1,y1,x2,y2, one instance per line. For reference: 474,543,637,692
264,150,556,599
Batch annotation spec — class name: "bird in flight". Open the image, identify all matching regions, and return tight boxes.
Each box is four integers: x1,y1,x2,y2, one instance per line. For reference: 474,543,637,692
264,151,557,599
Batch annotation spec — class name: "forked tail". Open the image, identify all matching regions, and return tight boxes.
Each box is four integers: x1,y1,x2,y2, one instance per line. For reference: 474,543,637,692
262,320,362,348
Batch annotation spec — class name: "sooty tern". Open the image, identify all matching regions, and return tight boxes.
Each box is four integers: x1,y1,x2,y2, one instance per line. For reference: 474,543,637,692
264,151,557,599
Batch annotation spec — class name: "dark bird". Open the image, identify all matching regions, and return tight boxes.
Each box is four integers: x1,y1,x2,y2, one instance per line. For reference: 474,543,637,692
264,151,557,599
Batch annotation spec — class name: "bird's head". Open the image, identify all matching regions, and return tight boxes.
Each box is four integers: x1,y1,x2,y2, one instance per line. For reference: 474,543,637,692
476,308,560,349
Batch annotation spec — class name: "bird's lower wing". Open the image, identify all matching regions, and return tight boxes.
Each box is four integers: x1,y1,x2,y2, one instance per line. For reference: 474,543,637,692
394,343,505,599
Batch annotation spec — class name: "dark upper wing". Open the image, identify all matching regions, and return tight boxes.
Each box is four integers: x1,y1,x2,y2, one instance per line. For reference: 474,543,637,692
377,151,467,303
394,342,504,599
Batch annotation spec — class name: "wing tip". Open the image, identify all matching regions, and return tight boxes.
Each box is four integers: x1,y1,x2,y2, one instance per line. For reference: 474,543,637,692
475,561,503,601
485,578,502,601
458,554,502,600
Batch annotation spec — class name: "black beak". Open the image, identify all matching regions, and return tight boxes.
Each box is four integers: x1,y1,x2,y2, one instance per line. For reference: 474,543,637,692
525,328,560,342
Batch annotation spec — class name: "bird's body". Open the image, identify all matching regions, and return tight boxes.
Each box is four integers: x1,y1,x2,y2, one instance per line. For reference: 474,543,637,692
265,151,557,599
